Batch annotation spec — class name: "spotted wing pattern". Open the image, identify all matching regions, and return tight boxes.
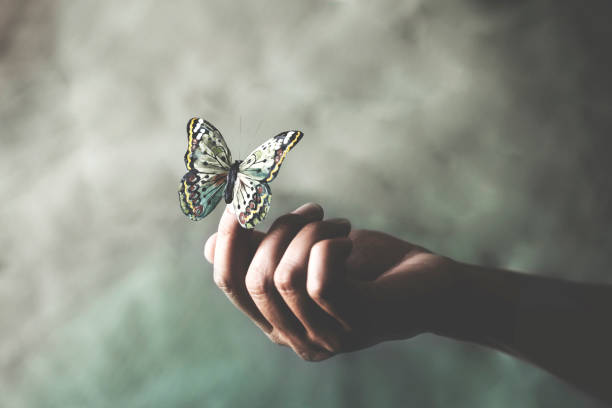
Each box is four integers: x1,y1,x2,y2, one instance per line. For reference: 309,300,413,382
238,131,303,182
179,170,227,220
184,117,232,173
231,173,272,229
180,117,231,221
179,118,303,228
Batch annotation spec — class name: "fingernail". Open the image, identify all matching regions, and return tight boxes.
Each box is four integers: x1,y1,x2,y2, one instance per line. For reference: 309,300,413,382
292,202,323,217
327,218,351,228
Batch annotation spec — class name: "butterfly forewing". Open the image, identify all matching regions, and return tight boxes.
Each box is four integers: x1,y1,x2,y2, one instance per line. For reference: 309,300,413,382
232,174,272,229
184,117,233,172
179,170,226,220
238,131,303,182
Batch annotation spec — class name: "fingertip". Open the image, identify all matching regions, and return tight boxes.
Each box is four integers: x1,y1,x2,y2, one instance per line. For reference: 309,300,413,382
326,218,352,236
204,233,217,264
218,204,241,236
292,202,324,220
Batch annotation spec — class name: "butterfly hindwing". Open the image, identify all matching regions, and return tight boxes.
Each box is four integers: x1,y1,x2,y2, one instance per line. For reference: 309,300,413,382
185,117,233,173
232,174,272,229
179,169,227,220
239,131,303,182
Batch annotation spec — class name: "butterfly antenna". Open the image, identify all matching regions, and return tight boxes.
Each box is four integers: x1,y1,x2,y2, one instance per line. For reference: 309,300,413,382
238,115,243,159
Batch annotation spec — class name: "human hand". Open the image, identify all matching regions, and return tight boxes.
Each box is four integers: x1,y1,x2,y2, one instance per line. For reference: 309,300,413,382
204,203,457,361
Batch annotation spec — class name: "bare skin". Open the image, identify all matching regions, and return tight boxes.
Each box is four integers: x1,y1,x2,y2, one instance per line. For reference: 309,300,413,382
205,203,612,404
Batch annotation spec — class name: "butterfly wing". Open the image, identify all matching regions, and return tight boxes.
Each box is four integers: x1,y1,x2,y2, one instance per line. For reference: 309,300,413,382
180,117,231,221
179,170,226,220
238,131,303,182
184,117,233,172
231,173,272,229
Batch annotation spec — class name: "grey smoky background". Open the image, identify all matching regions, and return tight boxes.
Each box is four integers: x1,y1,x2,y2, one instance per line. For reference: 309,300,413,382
1,0,611,406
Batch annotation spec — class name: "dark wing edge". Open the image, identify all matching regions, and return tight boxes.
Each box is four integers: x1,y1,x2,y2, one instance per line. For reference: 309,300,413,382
238,130,304,182
265,130,303,182
184,117,232,171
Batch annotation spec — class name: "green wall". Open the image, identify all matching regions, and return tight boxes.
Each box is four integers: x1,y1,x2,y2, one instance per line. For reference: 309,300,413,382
1,1,610,406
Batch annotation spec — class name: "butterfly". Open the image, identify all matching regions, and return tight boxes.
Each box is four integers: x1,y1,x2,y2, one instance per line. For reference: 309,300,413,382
178,117,304,229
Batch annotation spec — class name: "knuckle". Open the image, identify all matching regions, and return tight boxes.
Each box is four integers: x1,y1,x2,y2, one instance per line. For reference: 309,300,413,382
306,274,329,301
273,271,297,294
213,273,234,294
274,259,304,293
309,333,342,354
266,332,287,346
297,348,331,362
297,349,317,362
245,268,273,296
284,337,320,361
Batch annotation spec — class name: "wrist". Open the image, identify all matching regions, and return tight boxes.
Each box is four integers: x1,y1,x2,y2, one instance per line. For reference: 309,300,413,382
425,262,522,351
417,258,470,337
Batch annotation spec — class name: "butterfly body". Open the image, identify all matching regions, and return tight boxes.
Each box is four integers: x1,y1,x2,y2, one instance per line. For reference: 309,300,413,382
179,117,303,229
224,160,242,204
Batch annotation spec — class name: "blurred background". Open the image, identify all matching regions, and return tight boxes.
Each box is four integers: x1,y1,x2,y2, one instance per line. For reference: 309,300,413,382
2,0,612,406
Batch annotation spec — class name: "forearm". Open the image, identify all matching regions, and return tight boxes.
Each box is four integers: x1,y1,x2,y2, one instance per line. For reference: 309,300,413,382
429,262,612,403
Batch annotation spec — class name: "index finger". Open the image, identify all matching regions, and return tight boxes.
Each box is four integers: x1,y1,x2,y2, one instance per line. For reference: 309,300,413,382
213,205,272,332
